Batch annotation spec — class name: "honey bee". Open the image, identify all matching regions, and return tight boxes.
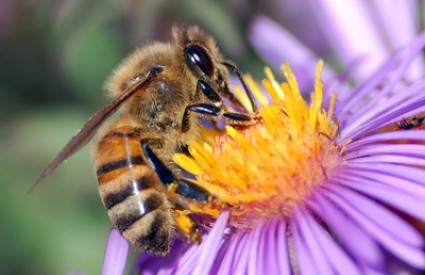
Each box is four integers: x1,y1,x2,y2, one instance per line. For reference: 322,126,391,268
34,25,257,255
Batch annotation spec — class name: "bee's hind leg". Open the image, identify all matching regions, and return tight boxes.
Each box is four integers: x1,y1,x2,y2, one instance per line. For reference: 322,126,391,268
140,139,210,243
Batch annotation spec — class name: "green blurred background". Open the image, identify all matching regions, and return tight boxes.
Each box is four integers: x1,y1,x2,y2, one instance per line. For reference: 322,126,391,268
0,0,281,274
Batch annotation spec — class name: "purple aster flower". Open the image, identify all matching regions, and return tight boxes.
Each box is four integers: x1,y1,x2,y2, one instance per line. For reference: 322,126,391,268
143,38,425,275
102,7,425,275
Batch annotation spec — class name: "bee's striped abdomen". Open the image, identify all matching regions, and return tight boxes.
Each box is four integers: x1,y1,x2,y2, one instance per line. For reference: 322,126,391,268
93,125,174,255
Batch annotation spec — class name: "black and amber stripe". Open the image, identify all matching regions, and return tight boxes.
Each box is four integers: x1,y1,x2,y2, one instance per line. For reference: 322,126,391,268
103,175,153,209
96,156,144,178
94,126,148,185
114,192,164,231
93,124,174,254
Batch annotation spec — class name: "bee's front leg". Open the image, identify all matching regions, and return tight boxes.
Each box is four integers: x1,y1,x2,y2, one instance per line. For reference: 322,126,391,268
181,80,259,133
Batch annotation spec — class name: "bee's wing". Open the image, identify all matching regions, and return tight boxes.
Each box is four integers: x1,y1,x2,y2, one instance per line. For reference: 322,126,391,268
30,65,164,192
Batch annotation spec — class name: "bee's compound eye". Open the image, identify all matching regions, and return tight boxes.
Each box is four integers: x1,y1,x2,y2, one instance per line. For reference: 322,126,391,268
184,45,214,78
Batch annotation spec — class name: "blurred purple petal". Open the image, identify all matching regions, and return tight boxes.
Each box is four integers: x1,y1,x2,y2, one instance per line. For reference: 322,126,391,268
274,0,330,54
102,228,129,275
370,0,424,80
311,0,387,82
249,16,336,91
370,0,419,49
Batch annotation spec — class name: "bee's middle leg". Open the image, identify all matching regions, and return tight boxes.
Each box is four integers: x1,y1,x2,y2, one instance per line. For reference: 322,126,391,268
140,138,211,243
140,139,210,202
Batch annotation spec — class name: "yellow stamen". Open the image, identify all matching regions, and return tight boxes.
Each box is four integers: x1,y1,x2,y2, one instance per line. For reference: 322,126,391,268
175,62,342,229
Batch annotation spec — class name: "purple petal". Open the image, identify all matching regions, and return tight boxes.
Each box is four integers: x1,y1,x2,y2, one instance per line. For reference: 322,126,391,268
173,242,203,275
327,184,423,247
347,80,425,131
335,47,404,120
342,92,425,142
298,207,362,275
230,231,251,274
229,227,253,274
261,218,291,275
336,164,425,199
256,220,271,275
170,210,231,275
293,207,334,275
342,162,425,188
135,239,191,275
339,31,425,140
349,155,425,166
336,31,425,113
290,215,319,275
312,0,387,82
308,193,384,269
155,241,190,275
338,173,425,221
323,185,425,268
192,210,230,275
275,219,291,275
248,220,265,275
207,237,230,275
245,219,287,275
216,232,244,275
344,144,425,160
102,228,129,275
347,130,425,150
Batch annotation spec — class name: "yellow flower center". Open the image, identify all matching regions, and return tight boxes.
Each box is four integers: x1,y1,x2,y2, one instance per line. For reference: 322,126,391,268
173,61,342,230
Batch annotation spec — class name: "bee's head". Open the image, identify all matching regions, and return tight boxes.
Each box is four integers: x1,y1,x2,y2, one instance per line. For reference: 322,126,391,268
173,25,230,95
